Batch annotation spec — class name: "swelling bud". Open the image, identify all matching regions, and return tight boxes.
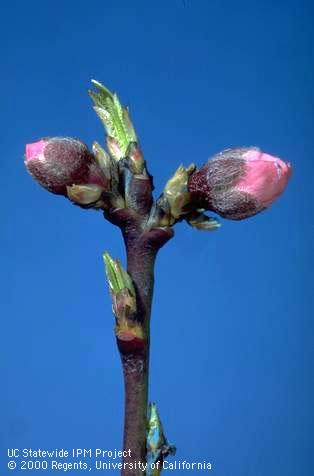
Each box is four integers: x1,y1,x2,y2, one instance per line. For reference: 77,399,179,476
188,148,292,220
25,137,108,196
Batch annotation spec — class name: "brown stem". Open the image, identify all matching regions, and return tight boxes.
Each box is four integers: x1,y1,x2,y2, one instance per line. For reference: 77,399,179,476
106,163,173,475
118,227,173,475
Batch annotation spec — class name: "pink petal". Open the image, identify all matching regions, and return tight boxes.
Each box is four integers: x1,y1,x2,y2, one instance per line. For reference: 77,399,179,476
25,140,47,161
237,152,292,207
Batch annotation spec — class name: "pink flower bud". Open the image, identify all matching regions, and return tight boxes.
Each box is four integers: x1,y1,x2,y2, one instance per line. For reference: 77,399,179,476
188,148,292,220
25,137,108,195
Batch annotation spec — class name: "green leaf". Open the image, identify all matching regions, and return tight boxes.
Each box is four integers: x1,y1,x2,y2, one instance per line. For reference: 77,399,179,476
89,80,138,160
91,80,113,98
103,252,135,296
103,252,119,292
122,107,137,143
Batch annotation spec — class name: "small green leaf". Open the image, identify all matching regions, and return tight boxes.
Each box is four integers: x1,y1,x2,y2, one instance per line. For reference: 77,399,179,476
122,107,137,143
103,252,135,296
91,79,113,98
89,80,138,161
103,252,119,292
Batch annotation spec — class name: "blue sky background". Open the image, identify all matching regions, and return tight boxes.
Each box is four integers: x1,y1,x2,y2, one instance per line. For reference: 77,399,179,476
1,0,313,474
